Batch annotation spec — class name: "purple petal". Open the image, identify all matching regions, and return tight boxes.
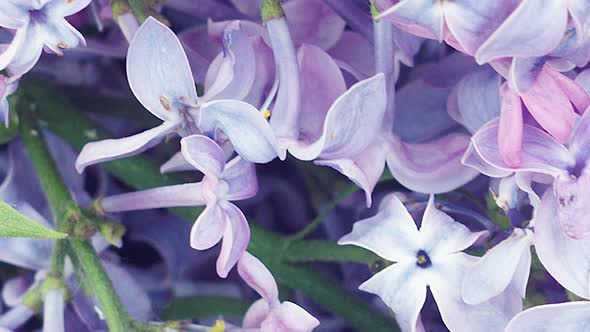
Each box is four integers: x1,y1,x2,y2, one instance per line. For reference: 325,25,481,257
315,142,386,208
0,2,27,29
359,261,426,332
180,134,226,179
0,28,26,71
238,251,279,306
101,183,206,212
198,99,281,163
290,73,386,160
419,195,488,256
160,152,193,174
229,0,261,17
202,21,256,101
190,203,226,251
498,82,524,167
534,190,590,298
554,173,590,239
75,121,177,173
467,120,573,176
45,0,92,17
444,1,516,55
338,193,420,262
455,66,501,134
267,18,301,143
103,262,153,321
127,17,198,121
297,43,346,143
385,134,479,193
222,157,258,201
328,31,374,80
461,142,514,178
462,229,532,304
505,302,590,332
377,0,444,41
570,110,590,162
475,0,568,63
284,0,346,50
520,66,575,144
0,305,33,330
6,28,44,76
216,201,250,278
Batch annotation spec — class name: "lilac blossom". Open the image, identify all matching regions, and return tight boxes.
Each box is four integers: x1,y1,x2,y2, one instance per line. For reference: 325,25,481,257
100,134,257,278
0,0,92,77
76,17,281,174
505,301,590,331
463,108,590,239
238,252,319,332
339,194,520,331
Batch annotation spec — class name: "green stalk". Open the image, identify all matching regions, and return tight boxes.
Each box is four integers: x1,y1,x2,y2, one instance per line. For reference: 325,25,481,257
18,91,134,332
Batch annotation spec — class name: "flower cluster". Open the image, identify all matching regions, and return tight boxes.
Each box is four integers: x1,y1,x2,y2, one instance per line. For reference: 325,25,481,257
0,0,588,331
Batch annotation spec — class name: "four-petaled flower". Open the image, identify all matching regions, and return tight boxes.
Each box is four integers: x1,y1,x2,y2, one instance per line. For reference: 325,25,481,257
339,194,520,332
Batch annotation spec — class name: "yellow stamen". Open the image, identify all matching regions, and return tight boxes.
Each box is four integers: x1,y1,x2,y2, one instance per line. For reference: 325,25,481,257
57,42,68,49
263,109,271,119
417,255,427,265
208,320,225,332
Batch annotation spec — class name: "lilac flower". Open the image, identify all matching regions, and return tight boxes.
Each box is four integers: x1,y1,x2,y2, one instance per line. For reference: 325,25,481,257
339,194,520,332
463,106,590,239
489,59,589,166
505,301,590,331
475,0,590,64
375,0,515,56
76,17,281,173
0,0,92,76
238,252,319,332
101,135,258,278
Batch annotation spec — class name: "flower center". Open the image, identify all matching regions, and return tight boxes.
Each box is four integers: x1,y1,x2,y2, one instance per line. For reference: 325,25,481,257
416,250,432,268
29,9,48,24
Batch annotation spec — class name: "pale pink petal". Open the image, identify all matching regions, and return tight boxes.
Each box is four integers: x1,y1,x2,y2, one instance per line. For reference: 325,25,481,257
498,82,524,167
377,0,444,41
242,299,270,329
180,135,226,179
216,201,250,278
238,251,279,305
262,301,320,332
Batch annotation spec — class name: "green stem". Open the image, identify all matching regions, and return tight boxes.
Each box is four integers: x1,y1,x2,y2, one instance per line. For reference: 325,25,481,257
18,89,135,332
68,239,132,332
284,240,375,264
48,240,67,277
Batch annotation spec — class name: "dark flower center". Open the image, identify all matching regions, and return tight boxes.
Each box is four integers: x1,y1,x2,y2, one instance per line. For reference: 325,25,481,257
29,9,48,24
416,250,432,268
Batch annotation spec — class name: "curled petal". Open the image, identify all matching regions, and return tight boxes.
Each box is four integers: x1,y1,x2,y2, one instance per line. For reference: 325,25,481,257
315,142,386,208
386,134,479,193
101,183,206,213
338,193,420,262
75,121,177,173
180,134,226,179
198,99,282,163
216,201,250,278
467,120,573,176
127,17,198,121
290,74,386,160
222,157,258,201
238,251,279,306
242,299,270,329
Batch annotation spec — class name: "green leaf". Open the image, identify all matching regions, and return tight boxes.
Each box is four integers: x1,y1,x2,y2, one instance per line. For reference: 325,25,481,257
163,296,251,320
0,201,67,239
